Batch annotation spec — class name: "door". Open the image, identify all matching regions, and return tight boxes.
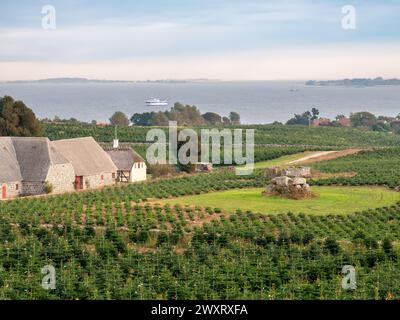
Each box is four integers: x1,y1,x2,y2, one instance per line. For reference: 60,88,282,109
75,176,83,190
1,185,6,200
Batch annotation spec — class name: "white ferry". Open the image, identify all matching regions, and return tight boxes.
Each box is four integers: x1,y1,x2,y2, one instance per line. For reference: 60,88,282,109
146,97,168,107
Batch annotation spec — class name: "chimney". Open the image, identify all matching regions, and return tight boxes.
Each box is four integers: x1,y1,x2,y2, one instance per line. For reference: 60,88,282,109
113,139,119,149
113,125,119,148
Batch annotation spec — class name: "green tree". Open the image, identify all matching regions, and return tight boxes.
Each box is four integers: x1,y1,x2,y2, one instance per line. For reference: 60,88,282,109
350,112,377,128
229,111,241,125
168,103,205,126
286,111,312,125
152,111,170,126
0,95,43,136
222,116,231,125
311,108,319,120
131,112,156,126
110,111,129,126
202,112,222,125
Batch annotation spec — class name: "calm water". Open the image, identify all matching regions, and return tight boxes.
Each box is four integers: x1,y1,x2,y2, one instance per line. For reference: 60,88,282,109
0,81,399,124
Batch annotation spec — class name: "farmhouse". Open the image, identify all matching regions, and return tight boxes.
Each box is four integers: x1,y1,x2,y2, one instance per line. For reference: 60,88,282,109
0,136,146,199
105,148,147,183
53,137,117,190
311,118,331,126
0,137,75,199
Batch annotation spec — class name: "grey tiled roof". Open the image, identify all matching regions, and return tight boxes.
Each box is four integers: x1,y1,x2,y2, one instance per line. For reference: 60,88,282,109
53,137,117,176
0,137,70,182
0,137,23,182
13,137,70,181
105,148,144,171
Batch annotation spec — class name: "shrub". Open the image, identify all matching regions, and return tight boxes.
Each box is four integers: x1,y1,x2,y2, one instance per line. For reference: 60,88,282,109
324,237,340,255
43,181,54,194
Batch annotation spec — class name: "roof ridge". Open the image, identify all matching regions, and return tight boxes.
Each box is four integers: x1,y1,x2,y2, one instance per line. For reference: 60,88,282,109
45,138,52,165
53,136,94,143
0,137,23,182
103,147,132,151
10,136,48,140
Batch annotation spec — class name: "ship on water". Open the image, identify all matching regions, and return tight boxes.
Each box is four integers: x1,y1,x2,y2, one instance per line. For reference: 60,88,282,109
146,97,168,106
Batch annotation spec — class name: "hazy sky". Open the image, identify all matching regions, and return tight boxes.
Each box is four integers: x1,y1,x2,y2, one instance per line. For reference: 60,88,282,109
1,0,400,80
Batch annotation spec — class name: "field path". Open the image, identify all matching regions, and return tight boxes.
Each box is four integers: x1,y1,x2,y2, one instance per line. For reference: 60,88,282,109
287,149,362,165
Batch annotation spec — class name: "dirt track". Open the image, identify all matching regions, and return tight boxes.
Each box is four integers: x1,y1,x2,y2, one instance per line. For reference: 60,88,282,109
288,149,362,165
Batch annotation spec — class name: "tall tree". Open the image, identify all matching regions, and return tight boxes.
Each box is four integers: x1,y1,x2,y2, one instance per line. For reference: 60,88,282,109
286,111,312,126
311,108,319,120
202,112,222,125
131,112,156,126
0,95,43,136
229,111,241,125
222,116,231,125
110,111,129,126
350,112,377,128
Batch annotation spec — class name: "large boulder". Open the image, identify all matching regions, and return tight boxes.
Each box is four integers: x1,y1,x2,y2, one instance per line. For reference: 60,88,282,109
265,175,313,199
272,176,290,186
291,177,307,186
266,184,274,193
282,166,311,178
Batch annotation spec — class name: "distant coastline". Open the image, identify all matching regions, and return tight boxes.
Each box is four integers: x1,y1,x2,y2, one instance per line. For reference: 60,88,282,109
1,77,219,84
306,77,400,87
1,80,399,124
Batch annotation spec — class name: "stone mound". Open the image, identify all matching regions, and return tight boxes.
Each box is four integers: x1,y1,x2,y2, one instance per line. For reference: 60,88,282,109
263,175,313,200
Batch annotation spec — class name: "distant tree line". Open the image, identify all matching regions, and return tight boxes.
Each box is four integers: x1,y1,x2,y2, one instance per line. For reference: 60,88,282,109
41,115,87,124
40,103,240,128
286,108,320,126
286,107,400,134
350,112,400,134
130,102,241,126
306,77,400,87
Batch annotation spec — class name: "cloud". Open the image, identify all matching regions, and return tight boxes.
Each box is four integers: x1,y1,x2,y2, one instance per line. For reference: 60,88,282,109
0,21,230,62
1,0,399,79
1,43,399,81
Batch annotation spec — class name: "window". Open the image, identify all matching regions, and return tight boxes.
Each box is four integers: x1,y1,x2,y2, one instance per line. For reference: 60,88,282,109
16,184,19,190
101,175,104,180
112,173,115,179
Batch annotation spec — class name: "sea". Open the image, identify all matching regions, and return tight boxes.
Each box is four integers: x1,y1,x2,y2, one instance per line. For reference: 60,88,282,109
0,81,399,124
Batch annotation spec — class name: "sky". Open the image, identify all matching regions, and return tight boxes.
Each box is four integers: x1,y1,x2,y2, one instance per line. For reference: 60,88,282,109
0,0,400,80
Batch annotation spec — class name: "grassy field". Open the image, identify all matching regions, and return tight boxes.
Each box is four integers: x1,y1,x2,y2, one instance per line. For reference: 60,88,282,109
160,186,400,215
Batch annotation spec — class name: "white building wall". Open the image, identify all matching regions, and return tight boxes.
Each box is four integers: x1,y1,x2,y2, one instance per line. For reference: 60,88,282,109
130,162,147,182
83,172,115,189
46,163,76,194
